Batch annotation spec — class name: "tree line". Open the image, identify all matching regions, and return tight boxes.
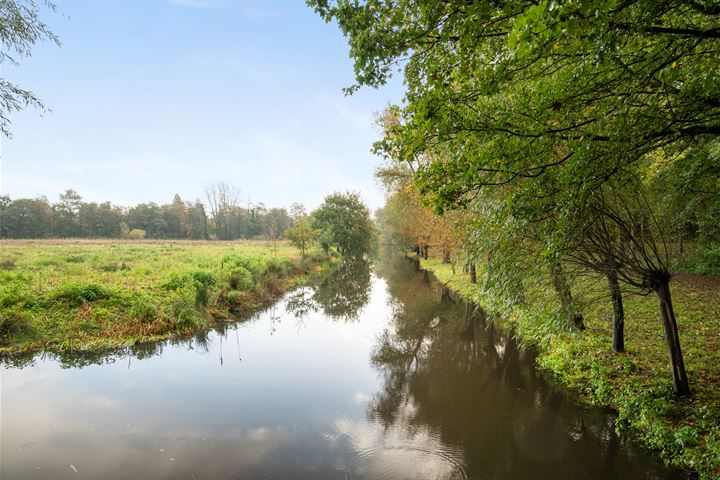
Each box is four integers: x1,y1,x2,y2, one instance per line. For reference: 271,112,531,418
313,0,720,397
0,185,292,241
0,185,375,257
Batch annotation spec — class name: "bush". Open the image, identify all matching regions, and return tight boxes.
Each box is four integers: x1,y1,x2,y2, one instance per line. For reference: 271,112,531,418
225,290,245,310
52,283,111,306
0,286,37,310
162,270,217,291
172,302,202,330
676,243,720,276
195,282,210,307
228,267,254,290
129,296,158,323
127,228,146,240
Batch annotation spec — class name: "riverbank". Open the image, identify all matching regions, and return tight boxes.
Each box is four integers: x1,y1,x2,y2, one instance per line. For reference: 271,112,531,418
417,255,720,479
0,240,336,353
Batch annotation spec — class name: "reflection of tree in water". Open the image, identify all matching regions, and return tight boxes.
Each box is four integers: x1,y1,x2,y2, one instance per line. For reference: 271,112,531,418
285,259,372,322
369,256,681,480
0,327,222,369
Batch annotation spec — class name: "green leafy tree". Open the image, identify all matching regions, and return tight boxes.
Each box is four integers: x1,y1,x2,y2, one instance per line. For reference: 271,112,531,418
310,0,718,397
287,218,318,259
0,196,53,237
312,192,374,258
53,189,82,237
1,0,60,137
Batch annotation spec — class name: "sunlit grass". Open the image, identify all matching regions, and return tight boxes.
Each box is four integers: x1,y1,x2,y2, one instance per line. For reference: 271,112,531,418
0,239,331,353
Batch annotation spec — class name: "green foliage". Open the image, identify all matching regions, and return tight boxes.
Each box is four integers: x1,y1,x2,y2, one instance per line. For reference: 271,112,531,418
52,283,111,306
228,267,254,290
286,216,318,258
127,228,146,240
129,296,158,323
420,256,720,479
65,254,86,263
0,0,59,137
312,191,374,258
676,244,720,277
0,240,328,353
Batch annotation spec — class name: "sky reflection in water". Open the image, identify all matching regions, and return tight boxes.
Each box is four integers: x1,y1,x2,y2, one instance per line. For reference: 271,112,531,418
1,258,683,479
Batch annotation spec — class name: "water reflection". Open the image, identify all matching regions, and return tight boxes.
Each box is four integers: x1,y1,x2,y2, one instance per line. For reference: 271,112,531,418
1,256,686,479
286,259,372,321
0,260,374,371
371,256,686,479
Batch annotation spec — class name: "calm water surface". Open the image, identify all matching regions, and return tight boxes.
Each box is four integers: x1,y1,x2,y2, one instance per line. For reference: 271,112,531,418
1,257,686,479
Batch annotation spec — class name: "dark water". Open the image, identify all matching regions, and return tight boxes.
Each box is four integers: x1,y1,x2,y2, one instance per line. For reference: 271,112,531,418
1,257,686,479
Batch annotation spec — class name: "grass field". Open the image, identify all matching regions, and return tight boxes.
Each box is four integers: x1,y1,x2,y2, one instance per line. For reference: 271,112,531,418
0,239,334,353
418,255,720,479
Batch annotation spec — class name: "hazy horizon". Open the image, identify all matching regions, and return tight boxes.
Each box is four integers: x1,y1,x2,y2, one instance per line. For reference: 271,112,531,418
0,0,404,212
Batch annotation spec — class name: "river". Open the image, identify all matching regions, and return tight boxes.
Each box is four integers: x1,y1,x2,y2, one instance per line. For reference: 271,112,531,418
1,256,686,479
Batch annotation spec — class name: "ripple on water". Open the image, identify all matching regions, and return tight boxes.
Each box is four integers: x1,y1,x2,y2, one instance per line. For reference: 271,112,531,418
349,445,468,480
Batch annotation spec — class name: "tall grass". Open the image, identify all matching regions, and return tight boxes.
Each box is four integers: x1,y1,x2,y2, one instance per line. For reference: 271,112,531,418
0,240,332,353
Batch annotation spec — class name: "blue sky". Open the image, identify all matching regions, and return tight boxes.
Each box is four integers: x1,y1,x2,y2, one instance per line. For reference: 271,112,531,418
0,0,404,211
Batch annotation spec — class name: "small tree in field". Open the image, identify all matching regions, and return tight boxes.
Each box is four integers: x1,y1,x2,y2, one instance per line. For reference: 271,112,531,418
287,217,317,259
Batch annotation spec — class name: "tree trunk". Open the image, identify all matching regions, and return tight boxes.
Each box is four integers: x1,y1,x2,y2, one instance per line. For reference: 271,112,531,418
442,247,451,264
423,245,429,259
606,268,625,352
469,263,477,284
654,280,691,397
550,259,585,330
440,286,452,303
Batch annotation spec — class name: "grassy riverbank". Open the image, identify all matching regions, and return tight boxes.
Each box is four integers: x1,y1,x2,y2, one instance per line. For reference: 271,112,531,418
418,255,720,479
0,240,335,353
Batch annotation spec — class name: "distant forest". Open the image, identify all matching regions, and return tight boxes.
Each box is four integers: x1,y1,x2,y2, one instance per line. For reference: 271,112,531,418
0,184,295,240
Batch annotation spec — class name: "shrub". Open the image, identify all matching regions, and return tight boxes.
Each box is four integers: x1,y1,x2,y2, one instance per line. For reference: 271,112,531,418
127,228,146,240
53,283,111,306
162,270,217,292
223,255,265,276
191,271,217,286
225,290,245,310
0,286,37,310
173,303,202,330
195,282,210,307
129,296,158,323
678,243,720,276
228,267,254,290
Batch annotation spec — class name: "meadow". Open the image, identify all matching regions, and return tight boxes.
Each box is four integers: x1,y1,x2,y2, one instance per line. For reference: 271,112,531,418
418,255,720,478
0,239,333,353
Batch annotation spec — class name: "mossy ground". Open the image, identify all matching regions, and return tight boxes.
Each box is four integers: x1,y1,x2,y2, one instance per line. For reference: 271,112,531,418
418,255,720,479
0,239,335,353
